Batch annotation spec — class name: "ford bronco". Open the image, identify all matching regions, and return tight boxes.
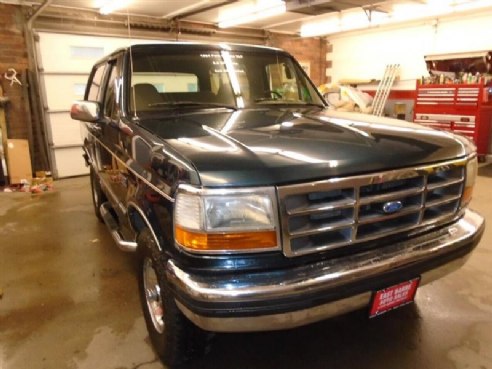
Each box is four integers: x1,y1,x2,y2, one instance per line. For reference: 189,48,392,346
71,43,485,366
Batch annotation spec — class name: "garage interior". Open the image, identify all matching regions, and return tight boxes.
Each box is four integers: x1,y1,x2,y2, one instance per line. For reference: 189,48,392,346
1,1,492,368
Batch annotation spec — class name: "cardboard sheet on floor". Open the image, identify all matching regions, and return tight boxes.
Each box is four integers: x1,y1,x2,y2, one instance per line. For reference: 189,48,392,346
6,139,32,184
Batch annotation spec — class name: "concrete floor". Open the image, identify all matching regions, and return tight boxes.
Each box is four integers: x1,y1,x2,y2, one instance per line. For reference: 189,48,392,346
1,170,492,369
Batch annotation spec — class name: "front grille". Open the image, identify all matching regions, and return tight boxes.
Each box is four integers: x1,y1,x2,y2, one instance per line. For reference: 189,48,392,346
278,159,466,257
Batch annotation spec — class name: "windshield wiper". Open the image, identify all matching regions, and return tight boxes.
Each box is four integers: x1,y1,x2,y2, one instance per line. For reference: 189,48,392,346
300,102,326,108
148,101,237,110
254,97,281,102
254,99,324,108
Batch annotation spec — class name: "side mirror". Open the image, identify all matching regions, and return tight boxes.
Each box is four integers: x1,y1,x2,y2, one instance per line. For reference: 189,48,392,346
70,101,101,122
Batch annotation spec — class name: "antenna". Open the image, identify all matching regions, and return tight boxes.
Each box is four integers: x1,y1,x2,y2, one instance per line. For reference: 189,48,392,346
127,8,137,118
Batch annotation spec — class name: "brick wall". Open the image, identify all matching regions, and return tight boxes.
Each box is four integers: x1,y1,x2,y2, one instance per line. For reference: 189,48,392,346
325,43,333,84
0,4,29,141
268,34,328,87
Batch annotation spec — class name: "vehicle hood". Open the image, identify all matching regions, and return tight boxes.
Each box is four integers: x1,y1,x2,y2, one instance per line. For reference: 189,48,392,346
141,108,470,187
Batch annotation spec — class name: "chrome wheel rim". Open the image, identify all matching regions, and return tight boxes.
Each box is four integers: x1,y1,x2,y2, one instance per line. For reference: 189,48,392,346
143,257,165,333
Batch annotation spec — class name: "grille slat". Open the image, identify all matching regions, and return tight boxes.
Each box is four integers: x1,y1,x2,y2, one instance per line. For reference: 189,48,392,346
278,160,466,257
427,177,463,190
287,199,356,216
425,194,462,208
290,220,355,238
357,216,420,241
359,187,424,205
357,205,423,225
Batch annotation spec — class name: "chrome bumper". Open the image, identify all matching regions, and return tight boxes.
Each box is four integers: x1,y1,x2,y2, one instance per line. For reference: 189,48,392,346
166,209,484,332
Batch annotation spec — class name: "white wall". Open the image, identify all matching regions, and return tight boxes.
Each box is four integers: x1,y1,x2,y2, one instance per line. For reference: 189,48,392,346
328,11,492,89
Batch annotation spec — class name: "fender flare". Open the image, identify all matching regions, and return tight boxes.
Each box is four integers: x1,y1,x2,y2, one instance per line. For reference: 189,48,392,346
127,201,163,252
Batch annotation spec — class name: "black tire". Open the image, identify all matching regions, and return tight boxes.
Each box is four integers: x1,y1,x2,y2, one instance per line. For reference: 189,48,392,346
89,166,106,222
137,228,210,367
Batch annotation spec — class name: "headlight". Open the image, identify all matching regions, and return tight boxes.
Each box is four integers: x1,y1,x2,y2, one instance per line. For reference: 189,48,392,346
174,186,279,253
461,156,478,207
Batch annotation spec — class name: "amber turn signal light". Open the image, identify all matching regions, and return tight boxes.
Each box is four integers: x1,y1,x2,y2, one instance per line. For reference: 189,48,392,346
175,226,277,252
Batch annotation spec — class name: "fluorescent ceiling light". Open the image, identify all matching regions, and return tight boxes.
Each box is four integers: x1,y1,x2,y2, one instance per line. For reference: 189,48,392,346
218,0,286,28
301,0,492,38
340,11,369,32
425,0,454,6
370,10,390,25
391,4,425,21
98,0,131,15
301,7,390,37
454,0,492,11
300,17,339,38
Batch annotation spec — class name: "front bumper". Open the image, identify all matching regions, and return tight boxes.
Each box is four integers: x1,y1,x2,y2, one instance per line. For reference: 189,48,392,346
166,209,485,332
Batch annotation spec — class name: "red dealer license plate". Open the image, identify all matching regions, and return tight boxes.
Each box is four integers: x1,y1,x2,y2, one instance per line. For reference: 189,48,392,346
369,277,420,318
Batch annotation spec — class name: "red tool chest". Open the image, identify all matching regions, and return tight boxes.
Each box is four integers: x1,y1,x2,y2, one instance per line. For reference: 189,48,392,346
413,81,492,160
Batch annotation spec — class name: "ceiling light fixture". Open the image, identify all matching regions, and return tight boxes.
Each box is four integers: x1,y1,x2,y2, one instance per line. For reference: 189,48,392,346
453,0,492,11
300,7,390,37
218,0,286,28
98,0,132,15
340,11,370,32
300,0,492,38
300,17,340,38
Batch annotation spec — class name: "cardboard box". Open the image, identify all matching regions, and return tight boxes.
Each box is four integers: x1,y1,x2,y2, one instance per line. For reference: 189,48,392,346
6,139,32,184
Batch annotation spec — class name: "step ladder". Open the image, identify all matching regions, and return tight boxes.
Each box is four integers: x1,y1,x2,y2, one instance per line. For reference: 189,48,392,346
372,64,400,117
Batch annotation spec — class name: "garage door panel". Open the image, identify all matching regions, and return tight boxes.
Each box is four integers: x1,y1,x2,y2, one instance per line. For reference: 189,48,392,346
53,147,89,177
37,32,165,178
38,33,165,73
39,33,116,73
43,75,89,111
48,113,83,146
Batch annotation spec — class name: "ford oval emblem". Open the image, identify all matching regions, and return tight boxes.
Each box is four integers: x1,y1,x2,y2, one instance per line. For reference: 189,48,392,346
382,200,403,214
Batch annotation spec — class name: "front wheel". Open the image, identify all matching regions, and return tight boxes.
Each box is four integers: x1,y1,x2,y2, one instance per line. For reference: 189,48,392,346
137,229,209,367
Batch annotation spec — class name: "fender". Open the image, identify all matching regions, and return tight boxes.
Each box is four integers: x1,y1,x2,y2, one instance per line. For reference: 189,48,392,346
127,199,170,253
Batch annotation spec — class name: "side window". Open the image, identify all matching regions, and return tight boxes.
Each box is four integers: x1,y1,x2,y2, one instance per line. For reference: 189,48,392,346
104,59,122,120
265,62,300,101
87,63,107,101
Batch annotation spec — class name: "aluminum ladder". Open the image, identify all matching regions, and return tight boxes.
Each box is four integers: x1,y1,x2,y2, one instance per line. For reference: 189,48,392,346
372,64,400,117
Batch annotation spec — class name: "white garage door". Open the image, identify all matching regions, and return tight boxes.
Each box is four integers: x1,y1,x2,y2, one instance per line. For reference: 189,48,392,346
36,32,164,178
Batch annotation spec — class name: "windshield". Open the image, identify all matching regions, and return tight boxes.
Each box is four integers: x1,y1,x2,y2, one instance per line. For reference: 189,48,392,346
127,47,325,114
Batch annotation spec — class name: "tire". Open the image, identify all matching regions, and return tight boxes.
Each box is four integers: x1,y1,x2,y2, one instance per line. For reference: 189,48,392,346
89,166,106,222
137,228,210,367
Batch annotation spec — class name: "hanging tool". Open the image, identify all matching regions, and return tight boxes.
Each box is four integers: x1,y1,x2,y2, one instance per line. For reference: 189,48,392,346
4,68,22,87
372,64,400,117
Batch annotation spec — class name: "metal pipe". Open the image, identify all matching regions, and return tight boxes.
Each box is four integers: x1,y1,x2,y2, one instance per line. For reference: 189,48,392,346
27,0,54,27
33,16,269,42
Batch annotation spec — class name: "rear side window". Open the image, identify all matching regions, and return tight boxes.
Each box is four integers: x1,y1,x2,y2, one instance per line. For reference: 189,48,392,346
86,63,107,101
